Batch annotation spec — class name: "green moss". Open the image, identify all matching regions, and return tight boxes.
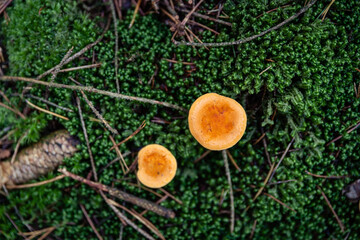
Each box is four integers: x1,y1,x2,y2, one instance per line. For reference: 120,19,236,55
1,0,360,239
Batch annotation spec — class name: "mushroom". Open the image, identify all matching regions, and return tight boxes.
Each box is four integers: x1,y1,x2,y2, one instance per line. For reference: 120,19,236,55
188,93,247,151
137,144,177,188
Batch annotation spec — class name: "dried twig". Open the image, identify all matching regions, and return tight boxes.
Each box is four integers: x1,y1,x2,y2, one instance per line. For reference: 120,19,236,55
261,129,272,167
163,58,195,65
267,179,297,186
108,200,165,240
259,65,272,76
226,150,241,172
188,20,219,35
320,0,335,21
98,151,131,174
326,121,360,146
0,102,26,119
249,219,257,239
37,21,109,80
159,188,183,204
58,63,102,73
108,0,120,93
26,100,69,120
263,192,296,212
252,163,275,202
59,168,175,218
174,0,317,46
0,76,187,112
222,150,234,233
80,91,119,135
127,182,164,198
80,204,103,240
76,96,98,181
175,7,232,26
0,0,14,15
6,175,66,189
49,47,74,84
194,150,211,163
100,191,155,240
256,4,293,18
317,185,345,232
305,171,348,179
129,0,142,28
108,134,128,173
23,94,73,112
181,0,204,26
109,121,146,150
253,132,266,145
268,137,295,183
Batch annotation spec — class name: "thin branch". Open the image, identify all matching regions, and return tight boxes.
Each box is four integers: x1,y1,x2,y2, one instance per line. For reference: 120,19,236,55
108,134,128,173
37,21,109,80
80,204,104,240
317,185,345,232
252,163,275,202
26,100,69,120
109,0,120,93
267,179,297,186
326,121,360,146
24,94,73,112
222,150,234,233
100,191,155,240
127,182,164,198
80,91,119,135
194,150,211,163
0,76,187,112
49,46,74,84
129,0,142,28
249,219,257,239
263,192,296,212
108,200,165,240
76,96,98,181
259,65,272,76
162,58,195,65
109,121,146,150
58,63,102,73
268,137,295,183
175,7,232,26
226,150,241,172
305,171,349,179
181,0,204,26
261,128,272,167
188,20,220,35
174,0,317,46
98,151,131,174
159,188,183,204
6,175,66,189
59,168,175,218
0,102,26,119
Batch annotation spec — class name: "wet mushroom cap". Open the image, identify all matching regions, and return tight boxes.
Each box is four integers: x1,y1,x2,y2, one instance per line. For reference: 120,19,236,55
188,93,247,151
137,144,177,188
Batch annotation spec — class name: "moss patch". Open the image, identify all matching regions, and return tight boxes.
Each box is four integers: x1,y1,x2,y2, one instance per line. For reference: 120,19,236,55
1,0,360,239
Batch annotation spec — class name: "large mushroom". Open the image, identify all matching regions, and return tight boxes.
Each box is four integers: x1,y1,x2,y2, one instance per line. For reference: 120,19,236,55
137,144,177,188
188,93,247,150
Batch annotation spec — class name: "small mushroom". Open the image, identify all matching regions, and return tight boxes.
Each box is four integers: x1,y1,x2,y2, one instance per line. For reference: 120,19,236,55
137,144,177,188
188,93,247,151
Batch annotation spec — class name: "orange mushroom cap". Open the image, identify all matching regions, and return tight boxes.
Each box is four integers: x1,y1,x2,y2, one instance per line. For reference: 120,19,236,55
188,93,247,151
137,144,177,188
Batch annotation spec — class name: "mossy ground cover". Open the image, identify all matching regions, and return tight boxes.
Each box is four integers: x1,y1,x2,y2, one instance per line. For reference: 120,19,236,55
0,0,359,239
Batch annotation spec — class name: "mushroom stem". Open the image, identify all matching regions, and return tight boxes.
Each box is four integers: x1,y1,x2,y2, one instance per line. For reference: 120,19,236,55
222,150,235,233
